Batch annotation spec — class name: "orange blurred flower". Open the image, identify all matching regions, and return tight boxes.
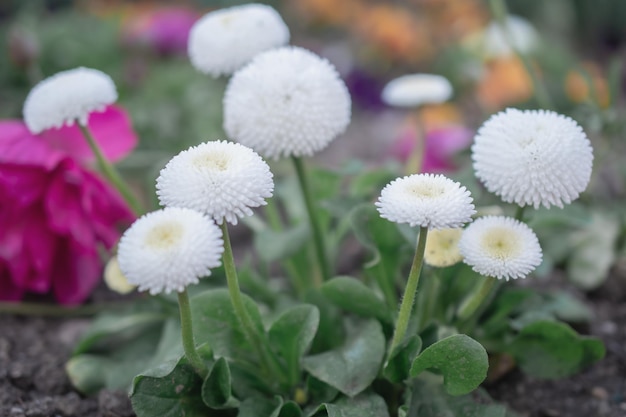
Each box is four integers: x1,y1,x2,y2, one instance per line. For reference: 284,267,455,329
565,63,610,108
477,57,533,110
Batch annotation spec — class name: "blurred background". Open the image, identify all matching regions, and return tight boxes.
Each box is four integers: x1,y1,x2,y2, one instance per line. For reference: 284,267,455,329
1,1,626,290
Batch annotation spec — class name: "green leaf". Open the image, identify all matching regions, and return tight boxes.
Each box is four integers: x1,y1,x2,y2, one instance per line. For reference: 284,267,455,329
73,311,165,354
310,392,390,417
67,318,182,394
269,305,320,378
272,401,302,417
320,276,391,323
407,377,519,417
508,320,605,379
383,335,422,383
202,357,239,409
305,290,345,353
306,376,339,405
254,223,310,263
303,320,385,397
239,397,282,417
410,334,488,396
130,347,213,417
191,289,265,363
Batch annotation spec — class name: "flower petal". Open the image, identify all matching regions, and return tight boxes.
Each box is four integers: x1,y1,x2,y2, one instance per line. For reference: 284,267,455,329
0,120,65,169
52,239,102,305
38,105,138,164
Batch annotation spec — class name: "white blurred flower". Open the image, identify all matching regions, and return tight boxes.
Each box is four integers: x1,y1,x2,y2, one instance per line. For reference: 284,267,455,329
482,15,539,59
376,173,475,229
188,3,289,77
224,46,351,159
381,74,453,107
472,108,593,209
156,140,274,225
118,208,223,294
459,216,542,280
103,256,135,295
424,228,464,267
23,67,117,133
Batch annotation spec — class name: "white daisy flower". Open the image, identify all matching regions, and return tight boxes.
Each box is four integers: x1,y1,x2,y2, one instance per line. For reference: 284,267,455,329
117,208,224,295
458,216,542,280
156,140,274,225
472,108,593,209
23,67,117,133
381,74,453,108
376,174,476,229
103,256,135,295
482,15,539,59
223,46,351,159
424,228,464,267
188,3,289,77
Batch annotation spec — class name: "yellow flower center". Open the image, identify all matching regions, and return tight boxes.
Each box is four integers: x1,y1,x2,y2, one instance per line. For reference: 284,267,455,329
145,222,184,249
407,183,445,198
193,152,230,171
481,227,520,259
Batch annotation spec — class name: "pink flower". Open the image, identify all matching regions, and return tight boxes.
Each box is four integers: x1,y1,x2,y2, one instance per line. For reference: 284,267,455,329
123,7,200,55
390,124,473,173
0,105,137,304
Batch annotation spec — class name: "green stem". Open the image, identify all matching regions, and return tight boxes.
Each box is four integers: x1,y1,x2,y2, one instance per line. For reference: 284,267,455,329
220,222,288,387
78,124,142,215
515,205,526,221
177,289,208,378
456,276,498,322
387,227,428,359
488,0,553,109
0,301,132,317
264,201,308,297
417,269,440,330
292,157,331,283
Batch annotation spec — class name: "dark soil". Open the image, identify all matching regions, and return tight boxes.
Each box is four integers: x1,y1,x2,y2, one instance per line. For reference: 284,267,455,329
1,270,625,417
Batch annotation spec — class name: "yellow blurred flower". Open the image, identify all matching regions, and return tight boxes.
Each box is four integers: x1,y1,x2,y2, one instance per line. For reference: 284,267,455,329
424,228,464,267
104,256,136,295
477,57,533,110
565,63,610,108
418,103,463,131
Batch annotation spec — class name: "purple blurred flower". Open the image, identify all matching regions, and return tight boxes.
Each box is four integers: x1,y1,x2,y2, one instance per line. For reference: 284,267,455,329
345,69,385,111
123,7,200,55
0,106,137,304
391,124,473,173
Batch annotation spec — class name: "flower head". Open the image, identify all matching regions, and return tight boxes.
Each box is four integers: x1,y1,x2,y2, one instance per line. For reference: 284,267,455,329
104,256,135,295
424,228,464,267
223,46,351,159
482,15,539,59
156,141,274,225
0,120,136,304
23,67,118,133
381,74,452,108
458,216,542,280
188,3,289,76
118,208,223,294
472,108,593,208
376,173,475,229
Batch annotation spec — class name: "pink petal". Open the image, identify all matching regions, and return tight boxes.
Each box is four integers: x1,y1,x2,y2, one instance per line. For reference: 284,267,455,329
44,159,96,249
0,261,24,302
426,127,473,158
0,164,50,208
52,239,102,305
38,105,138,164
0,120,65,169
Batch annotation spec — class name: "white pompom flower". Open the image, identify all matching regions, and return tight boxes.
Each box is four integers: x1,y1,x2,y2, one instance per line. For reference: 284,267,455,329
381,74,453,108
473,108,593,209
23,67,117,134
376,174,476,229
482,15,539,59
188,3,289,77
224,46,352,159
458,216,542,280
156,140,274,225
424,228,464,267
118,208,224,295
